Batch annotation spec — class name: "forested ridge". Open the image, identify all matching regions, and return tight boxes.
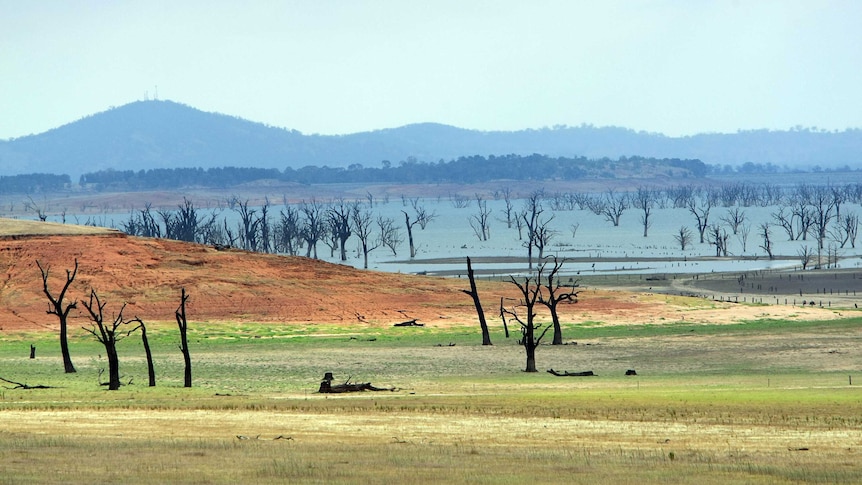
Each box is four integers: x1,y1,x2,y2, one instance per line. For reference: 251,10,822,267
1,100,859,180
77,154,706,191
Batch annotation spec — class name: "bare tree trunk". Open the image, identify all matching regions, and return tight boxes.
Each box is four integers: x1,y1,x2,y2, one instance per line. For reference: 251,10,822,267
80,290,137,391
524,323,538,373
106,345,120,390
139,320,156,387
37,259,78,373
327,200,353,262
462,257,492,345
176,288,192,388
537,257,578,346
60,319,74,373
499,297,509,338
403,211,416,258
501,275,551,372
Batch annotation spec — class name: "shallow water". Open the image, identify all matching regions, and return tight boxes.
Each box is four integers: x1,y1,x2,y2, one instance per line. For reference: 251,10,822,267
47,197,862,277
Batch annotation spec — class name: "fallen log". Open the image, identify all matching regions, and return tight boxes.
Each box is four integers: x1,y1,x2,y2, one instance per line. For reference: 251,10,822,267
546,369,595,377
319,381,394,393
393,319,424,327
0,376,55,389
318,373,395,393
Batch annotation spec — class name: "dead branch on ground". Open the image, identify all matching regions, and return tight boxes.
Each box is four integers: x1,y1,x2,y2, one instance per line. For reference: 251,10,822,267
546,369,595,377
0,376,56,389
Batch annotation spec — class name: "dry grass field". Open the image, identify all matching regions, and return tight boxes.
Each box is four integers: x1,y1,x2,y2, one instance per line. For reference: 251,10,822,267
1,321,861,484
1,220,861,484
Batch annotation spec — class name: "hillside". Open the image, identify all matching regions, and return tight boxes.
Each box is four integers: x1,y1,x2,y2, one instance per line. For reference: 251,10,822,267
1,100,860,179
0,231,479,331
0,221,837,334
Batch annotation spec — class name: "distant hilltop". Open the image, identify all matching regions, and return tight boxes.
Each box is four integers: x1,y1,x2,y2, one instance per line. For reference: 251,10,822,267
0,99,859,178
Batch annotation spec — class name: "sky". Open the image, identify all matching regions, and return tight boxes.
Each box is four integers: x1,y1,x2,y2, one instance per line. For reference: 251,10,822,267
2,0,861,139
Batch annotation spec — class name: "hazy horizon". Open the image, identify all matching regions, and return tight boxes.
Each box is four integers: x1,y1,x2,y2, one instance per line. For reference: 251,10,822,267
2,1,861,139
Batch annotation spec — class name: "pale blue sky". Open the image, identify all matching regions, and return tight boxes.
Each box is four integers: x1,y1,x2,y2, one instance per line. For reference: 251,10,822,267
1,0,860,139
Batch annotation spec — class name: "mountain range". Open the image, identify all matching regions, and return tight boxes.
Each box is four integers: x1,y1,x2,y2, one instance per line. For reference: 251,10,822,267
1,99,859,179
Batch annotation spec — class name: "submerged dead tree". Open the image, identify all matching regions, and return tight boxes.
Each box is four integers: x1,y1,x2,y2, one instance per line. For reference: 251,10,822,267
520,190,545,269
176,288,192,388
461,257,492,345
37,259,79,374
759,222,774,260
402,198,436,259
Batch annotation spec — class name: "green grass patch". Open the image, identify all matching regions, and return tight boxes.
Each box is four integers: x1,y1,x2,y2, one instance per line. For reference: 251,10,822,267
2,317,862,484
564,316,862,339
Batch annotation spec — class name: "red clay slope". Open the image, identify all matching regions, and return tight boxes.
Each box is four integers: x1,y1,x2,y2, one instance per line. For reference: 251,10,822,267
0,232,482,331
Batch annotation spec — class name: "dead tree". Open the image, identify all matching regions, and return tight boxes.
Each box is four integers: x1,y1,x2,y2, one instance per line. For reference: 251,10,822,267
176,288,192,388
707,224,730,257
327,199,354,262
259,199,272,254
499,297,510,338
521,191,545,269
461,257,492,345
273,204,302,255
809,185,837,251
469,195,492,241
121,203,162,238
633,186,655,237
172,197,202,243
37,259,78,374
402,198,436,259
498,186,515,229
322,223,339,258
299,199,326,259
832,212,858,248
720,207,747,235
738,223,751,253
501,275,551,372
771,205,797,241
790,194,814,241
797,245,815,270
674,226,693,251
532,217,557,262
231,197,263,251
350,204,381,269
687,195,712,243
759,222,774,260
134,319,156,387
80,290,139,390
592,189,628,227
377,216,402,256
24,196,48,221
537,257,579,345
